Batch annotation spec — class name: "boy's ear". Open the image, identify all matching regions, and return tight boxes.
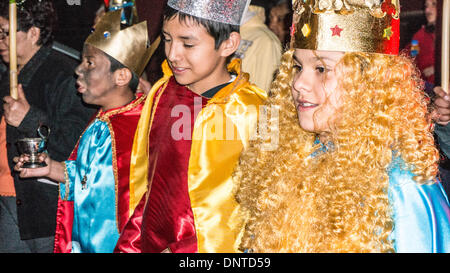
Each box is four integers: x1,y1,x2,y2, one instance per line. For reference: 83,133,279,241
113,68,132,88
219,32,241,58
27,26,41,46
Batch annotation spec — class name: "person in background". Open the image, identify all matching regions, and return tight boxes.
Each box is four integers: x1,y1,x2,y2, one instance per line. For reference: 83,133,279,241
0,76,18,250
268,0,292,49
0,61,14,198
0,0,96,253
236,0,282,93
408,0,437,85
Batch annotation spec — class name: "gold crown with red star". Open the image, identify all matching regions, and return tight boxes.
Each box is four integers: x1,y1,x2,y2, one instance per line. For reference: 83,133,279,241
291,0,400,55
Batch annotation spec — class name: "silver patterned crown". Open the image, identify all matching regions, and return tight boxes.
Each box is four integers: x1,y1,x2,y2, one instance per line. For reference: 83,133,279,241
167,0,251,25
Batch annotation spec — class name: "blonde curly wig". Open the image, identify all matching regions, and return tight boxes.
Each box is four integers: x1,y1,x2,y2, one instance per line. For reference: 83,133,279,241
233,49,439,253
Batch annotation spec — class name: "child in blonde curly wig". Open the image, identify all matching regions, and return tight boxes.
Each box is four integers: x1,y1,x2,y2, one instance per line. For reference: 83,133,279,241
233,0,450,253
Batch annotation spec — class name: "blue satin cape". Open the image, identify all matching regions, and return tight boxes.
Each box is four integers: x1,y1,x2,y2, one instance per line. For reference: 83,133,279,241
388,156,450,252
60,119,119,253
312,140,450,252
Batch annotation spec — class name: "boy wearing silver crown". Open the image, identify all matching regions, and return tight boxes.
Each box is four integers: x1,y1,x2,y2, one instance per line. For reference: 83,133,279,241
14,10,159,253
115,0,267,253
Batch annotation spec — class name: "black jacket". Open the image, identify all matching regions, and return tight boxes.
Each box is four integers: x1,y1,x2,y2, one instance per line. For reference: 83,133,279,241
0,46,97,240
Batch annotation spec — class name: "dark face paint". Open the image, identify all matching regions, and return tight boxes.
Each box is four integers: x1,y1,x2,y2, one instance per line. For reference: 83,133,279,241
75,44,115,107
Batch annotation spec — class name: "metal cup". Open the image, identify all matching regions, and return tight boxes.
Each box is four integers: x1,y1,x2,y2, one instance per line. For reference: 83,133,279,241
17,125,50,169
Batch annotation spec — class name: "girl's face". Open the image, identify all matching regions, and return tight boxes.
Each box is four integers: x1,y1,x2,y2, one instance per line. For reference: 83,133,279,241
291,49,344,134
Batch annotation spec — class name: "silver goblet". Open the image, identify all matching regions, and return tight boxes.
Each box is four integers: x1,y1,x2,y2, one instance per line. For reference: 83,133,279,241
17,138,48,168
17,125,50,169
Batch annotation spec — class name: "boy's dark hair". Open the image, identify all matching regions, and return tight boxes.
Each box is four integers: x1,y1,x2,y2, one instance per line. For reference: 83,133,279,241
104,53,139,93
163,6,239,50
0,0,56,46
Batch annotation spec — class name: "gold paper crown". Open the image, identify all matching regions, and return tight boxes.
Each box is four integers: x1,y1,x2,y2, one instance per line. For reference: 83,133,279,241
85,10,160,76
291,0,400,55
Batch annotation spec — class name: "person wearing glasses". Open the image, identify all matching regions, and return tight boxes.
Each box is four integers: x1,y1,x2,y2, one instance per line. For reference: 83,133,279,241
0,0,95,253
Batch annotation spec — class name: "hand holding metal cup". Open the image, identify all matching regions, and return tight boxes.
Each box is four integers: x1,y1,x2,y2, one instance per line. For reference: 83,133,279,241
17,125,50,168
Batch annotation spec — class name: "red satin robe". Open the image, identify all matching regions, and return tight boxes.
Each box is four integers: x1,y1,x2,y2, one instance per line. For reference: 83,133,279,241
115,78,206,253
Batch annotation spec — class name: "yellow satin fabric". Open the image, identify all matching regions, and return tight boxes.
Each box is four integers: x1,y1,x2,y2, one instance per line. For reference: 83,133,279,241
128,63,171,217
188,60,266,253
129,58,267,252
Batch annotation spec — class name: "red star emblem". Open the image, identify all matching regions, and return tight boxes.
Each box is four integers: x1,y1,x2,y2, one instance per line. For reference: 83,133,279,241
330,25,343,37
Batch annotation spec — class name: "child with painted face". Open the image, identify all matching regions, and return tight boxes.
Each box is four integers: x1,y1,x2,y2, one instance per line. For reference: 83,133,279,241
114,0,267,253
14,10,158,253
233,0,450,253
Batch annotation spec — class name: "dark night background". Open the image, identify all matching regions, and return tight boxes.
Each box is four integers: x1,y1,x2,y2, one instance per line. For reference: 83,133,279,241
52,0,430,52
52,0,103,53
51,0,443,85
